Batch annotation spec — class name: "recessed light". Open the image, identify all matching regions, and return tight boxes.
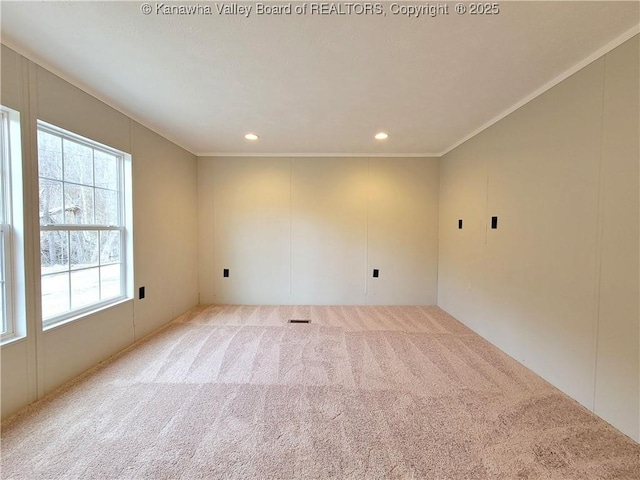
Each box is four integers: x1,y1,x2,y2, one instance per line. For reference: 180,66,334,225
244,133,259,140
375,132,388,140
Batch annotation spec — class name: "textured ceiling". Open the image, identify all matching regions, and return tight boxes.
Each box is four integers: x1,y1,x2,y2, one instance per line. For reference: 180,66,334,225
1,1,638,156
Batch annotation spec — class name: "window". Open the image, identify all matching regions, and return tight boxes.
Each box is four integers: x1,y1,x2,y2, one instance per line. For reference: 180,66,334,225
38,122,129,326
0,109,15,338
0,105,24,344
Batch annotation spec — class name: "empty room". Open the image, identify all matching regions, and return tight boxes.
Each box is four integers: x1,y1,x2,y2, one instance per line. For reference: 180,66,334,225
1,1,639,478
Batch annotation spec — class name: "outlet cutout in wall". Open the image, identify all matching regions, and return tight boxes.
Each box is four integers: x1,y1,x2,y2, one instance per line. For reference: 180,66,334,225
223,268,229,278
458,219,463,229
139,286,145,299
491,216,498,229
373,269,379,278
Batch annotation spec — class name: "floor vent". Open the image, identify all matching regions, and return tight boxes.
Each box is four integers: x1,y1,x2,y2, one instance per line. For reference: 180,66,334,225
288,319,311,324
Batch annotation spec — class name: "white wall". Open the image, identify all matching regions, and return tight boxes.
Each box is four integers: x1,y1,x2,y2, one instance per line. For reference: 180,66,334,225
368,157,439,304
132,122,199,338
438,36,639,441
594,37,640,441
198,156,439,305
1,45,199,418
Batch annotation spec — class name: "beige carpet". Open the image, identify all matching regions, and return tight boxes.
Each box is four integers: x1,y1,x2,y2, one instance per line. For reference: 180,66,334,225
2,305,639,479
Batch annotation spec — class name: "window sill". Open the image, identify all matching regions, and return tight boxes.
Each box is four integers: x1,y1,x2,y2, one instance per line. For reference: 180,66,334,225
1,332,27,347
43,297,132,332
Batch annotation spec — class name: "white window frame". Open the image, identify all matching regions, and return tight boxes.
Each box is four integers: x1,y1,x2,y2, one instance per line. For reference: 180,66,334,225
0,105,25,345
0,109,15,340
37,121,130,328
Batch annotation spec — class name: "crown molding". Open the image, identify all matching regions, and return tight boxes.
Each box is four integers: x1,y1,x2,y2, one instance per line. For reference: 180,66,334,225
439,24,640,157
195,152,440,158
4,22,638,160
0,40,198,156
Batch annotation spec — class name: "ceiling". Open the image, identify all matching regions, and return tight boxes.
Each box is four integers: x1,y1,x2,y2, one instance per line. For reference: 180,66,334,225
1,1,638,156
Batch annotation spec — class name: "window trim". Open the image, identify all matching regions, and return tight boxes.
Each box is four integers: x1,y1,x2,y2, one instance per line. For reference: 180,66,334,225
37,121,130,328
0,223,15,338
0,106,23,345
0,111,13,338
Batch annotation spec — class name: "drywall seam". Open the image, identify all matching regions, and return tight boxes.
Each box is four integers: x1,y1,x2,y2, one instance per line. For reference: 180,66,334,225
289,157,292,295
365,158,370,296
130,119,136,334
22,55,39,405
591,56,608,413
484,165,490,246
211,159,217,302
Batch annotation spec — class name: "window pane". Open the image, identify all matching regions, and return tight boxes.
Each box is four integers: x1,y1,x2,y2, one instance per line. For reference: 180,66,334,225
64,184,94,224
94,151,118,190
95,189,118,225
71,268,99,309
63,139,93,186
38,130,63,180
41,230,69,274
100,264,121,300
42,272,69,319
39,179,63,225
0,119,4,223
70,230,98,269
100,230,120,265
